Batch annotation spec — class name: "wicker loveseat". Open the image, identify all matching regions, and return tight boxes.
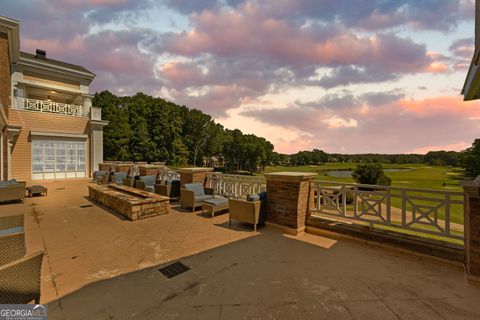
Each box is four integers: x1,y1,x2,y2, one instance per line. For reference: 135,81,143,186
0,180,26,203
180,183,215,212
228,192,267,231
0,214,44,304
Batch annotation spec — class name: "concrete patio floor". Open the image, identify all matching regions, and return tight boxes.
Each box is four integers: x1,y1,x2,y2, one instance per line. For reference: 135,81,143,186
2,179,480,319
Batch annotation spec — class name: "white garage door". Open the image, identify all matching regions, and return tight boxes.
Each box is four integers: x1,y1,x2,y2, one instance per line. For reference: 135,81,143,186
32,138,86,180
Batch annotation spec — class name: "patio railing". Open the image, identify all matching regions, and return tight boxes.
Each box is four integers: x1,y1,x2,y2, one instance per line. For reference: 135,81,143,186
157,168,180,182
206,173,266,199
310,181,464,241
11,97,85,117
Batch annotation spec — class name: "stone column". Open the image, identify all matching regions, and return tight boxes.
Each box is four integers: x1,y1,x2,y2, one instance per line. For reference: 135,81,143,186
264,172,317,235
179,168,214,187
462,180,480,281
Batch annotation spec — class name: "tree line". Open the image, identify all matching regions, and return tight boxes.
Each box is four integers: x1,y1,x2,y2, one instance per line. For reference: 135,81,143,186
93,91,274,172
272,150,462,167
93,90,480,178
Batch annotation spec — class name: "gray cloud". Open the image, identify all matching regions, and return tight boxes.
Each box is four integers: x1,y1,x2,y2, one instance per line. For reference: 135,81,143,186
163,0,219,14
314,66,397,89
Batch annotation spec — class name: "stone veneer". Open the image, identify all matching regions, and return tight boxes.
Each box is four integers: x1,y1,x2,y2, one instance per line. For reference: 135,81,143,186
98,163,113,172
139,165,166,176
462,180,480,281
115,164,132,173
264,172,317,234
179,168,214,187
88,184,169,221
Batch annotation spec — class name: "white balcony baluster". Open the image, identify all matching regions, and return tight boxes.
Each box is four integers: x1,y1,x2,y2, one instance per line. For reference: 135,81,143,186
10,97,87,117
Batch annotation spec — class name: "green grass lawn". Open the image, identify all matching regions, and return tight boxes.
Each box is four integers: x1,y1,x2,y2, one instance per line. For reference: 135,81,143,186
263,163,465,190
263,163,466,234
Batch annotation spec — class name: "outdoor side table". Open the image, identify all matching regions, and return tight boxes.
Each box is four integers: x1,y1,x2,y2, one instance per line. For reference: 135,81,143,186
201,197,229,218
27,185,48,197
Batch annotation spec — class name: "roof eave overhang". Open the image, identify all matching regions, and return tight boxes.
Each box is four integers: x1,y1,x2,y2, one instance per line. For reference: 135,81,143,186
462,52,480,101
0,16,20,65
18,56,96,83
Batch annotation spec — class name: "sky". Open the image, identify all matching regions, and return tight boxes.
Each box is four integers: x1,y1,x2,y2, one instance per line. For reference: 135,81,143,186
1,0,479,154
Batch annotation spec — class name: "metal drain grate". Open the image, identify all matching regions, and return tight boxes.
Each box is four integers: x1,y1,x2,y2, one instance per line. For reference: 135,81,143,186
159,261,190,279
80,204,94,208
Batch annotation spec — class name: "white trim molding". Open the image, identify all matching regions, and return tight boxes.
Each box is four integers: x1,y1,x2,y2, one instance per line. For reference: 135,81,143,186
30,131,88,139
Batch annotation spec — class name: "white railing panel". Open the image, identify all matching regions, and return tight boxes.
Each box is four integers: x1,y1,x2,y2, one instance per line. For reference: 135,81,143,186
310,181,464,241
11,97,86,117
206,173,266,199
157,168,180,182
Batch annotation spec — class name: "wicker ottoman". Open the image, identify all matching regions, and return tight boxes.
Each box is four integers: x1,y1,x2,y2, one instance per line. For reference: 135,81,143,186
201,197,229,218
26,185,47,197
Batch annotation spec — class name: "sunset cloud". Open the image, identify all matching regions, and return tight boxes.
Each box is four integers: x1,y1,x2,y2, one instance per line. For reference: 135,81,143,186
0,0,476,153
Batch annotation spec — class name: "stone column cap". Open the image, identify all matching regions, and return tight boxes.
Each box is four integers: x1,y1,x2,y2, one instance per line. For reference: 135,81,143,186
462,180,480,198
264,171,317,181
178,167,214,173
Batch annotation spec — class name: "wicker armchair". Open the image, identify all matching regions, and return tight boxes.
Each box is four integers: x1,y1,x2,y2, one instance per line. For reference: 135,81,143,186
154,180,181,200
0,214,24,231
134,175,156,192
122,178,135,187
0,251,44,304
93,171,107,183
228,198,267,231
180,183,215,212
111,172,127,185
0,232,26,266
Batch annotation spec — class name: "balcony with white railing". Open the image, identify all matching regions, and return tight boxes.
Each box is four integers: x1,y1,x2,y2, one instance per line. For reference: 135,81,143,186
10,97,88,117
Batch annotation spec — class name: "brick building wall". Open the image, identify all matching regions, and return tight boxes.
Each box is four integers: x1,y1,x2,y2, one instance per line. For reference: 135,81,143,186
465,192,480,277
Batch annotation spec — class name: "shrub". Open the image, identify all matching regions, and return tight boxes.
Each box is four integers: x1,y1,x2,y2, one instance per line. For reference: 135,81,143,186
352,163,391,186
462,139,480,178
377,174,392,186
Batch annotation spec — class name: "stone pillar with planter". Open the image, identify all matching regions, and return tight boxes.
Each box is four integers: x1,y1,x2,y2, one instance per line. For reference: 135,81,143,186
179,168,214,187
264,172,317,235
462,179,480,282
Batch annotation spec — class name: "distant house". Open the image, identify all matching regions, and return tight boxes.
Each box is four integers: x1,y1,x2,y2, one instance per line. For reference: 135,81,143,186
0,16,107,181
463,1,480,100
203,155,223,168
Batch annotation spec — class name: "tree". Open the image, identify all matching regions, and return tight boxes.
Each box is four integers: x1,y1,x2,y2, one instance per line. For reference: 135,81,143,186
424,151,459,167
352,163,391,186
92,91,132,161
92,90,277,169
183,109,216,166
462,139,480,178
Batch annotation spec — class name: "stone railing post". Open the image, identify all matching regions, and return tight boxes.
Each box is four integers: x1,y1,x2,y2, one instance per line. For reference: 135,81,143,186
264,172,317,235
462,179,480,281
179,168,214,187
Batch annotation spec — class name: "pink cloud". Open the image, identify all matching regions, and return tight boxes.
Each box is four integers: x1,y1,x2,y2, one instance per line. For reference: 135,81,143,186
160,5,431,73
242,95,480,154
